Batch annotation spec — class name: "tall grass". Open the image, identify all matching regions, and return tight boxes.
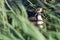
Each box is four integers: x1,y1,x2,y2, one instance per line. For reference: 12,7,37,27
0,0,60,40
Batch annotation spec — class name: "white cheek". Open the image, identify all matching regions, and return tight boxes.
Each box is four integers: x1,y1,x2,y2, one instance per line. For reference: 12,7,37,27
40,9,42,12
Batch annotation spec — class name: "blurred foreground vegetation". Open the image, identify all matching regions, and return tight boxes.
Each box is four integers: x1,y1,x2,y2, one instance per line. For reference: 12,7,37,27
0,0,60,40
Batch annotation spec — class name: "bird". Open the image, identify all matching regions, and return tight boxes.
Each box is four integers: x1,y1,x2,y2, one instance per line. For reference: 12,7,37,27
36,8,44,29
27,8,44,29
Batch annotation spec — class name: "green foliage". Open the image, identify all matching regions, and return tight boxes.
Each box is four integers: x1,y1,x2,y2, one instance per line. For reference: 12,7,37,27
0,0,60,40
